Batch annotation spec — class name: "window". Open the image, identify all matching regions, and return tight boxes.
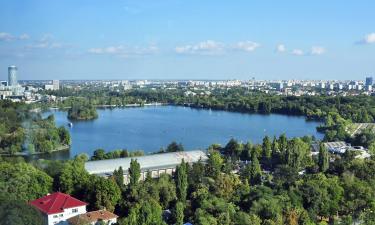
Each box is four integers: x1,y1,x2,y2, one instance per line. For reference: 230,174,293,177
53,215,58,218
72,208,78,213
59,214,63,217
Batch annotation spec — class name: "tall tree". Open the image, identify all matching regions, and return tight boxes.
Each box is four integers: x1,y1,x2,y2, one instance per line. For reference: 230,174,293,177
224,138,242,159
250,152,262,185
174,201,185,225
113,166,124,188
318,143,329,173
207,150,223,178
175,160,188,202
262,136,272,160
128,159,141,187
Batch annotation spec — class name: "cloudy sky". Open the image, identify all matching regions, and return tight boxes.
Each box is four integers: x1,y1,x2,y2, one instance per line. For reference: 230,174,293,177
0,0,374,80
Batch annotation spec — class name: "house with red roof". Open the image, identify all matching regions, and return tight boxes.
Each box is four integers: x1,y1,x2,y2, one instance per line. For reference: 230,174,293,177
29,192,87,225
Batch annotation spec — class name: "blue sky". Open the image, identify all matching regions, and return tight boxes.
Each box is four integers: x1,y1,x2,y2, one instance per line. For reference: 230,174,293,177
0,0,374,80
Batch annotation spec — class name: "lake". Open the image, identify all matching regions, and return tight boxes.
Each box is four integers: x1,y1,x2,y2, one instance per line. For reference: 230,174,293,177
42,106,323,159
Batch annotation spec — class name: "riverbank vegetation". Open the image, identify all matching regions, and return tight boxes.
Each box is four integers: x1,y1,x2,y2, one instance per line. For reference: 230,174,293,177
0,100,70,155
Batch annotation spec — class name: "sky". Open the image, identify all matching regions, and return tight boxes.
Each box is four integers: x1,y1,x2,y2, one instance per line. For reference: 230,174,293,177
0,0,374,81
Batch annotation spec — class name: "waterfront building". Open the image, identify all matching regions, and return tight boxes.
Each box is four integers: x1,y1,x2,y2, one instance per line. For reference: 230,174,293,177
8,65,17,86
85,150,208,184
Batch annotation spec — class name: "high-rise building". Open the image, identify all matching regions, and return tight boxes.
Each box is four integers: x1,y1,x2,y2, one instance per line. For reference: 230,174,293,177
8,65,18,86
53,80,60,90
366,77,373,86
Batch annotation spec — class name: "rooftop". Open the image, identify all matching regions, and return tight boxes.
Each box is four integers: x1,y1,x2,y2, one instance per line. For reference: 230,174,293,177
67,210,118,224
85,150,208,175
29,192,87,215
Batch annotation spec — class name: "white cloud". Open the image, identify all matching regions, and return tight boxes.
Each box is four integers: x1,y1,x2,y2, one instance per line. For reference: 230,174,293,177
276,44,286,52
363,33,375,44
234,41,260,52
0,32,15,41
292,49,304,56
26,34,67,49
175,40,224,55
88,45,159,57
311,46,326,55
19,34,30,40
0,32,31,41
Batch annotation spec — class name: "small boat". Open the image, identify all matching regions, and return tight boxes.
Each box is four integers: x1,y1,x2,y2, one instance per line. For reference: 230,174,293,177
68,122,73,127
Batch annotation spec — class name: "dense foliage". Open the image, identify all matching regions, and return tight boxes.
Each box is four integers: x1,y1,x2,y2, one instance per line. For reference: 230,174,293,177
0,100,70,154
68,99,98,120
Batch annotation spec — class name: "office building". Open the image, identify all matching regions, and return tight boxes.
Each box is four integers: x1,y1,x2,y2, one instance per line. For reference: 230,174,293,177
8,65,17,86
53,80,60,90
366,77,373,86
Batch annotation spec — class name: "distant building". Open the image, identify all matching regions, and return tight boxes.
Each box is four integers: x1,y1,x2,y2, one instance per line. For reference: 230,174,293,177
44,84,55,90
29,192,87,225
276,82,284,91
85,150,208,184
366,77,373,86
53,80,60,90
45,80,60,90
8,65,17,86
0,81,7,86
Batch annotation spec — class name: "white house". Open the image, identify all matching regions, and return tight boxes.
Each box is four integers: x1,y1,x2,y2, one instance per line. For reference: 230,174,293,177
29,192,87,225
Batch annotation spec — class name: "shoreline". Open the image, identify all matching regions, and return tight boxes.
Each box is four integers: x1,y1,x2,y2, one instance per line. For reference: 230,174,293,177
0,144,70,157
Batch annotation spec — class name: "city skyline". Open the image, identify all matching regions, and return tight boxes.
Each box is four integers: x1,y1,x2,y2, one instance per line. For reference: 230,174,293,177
0,0,374,80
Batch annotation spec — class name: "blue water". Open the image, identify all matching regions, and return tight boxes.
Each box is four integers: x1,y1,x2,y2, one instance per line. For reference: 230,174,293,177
43,106,323,158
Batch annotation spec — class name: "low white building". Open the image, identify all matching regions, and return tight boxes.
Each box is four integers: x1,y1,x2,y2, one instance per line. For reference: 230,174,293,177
85,150,208,184
30,192,87,225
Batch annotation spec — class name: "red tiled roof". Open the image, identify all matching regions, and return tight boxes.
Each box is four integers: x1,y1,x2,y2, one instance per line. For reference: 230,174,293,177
29,192,87,215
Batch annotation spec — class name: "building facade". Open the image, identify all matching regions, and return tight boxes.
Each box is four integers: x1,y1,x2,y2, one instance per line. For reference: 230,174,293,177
85,150,208,184
8,65,17,86
30,192,87,225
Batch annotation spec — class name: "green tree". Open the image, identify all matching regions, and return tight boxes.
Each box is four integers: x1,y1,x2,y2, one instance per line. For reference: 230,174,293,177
121,199,166,225
166,141,184,152
113,166,124,188
0,199,44,225
0,162,52,201
262,136,272,160
175,160,188,202
129,159,141,187
318,143,329,173
250,152,262,185
224,138,242,158
174,201,185,225
86,175,121,212
207,150,223,178
59,158,90,196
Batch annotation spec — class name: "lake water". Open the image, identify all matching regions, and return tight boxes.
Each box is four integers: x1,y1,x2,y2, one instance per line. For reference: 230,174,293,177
42,106,323,159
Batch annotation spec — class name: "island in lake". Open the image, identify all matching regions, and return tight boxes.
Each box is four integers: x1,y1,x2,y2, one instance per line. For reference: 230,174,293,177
68,103,98,120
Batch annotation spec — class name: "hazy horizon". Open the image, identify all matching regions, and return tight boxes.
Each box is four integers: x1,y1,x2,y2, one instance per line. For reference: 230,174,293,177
0,0,374,81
